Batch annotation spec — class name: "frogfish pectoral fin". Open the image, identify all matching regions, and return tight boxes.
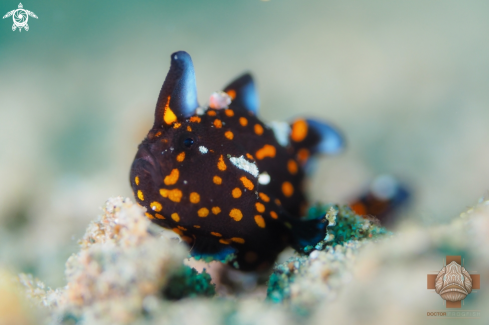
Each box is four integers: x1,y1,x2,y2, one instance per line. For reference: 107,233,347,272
290,118,345,159
279,212,329,253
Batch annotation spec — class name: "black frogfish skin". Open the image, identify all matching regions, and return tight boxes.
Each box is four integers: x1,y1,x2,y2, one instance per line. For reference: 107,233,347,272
130,51,344,271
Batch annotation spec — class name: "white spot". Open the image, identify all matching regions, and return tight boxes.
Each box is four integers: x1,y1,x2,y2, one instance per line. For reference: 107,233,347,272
208,91,232,109
229,155,259,177
183,180,188,184
195,107,205,116
199,146,208,154
267,121,291,147
174,54,178,60
258,172,271,185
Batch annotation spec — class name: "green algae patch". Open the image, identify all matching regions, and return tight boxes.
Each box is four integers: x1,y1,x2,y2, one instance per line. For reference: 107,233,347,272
163,266,216,300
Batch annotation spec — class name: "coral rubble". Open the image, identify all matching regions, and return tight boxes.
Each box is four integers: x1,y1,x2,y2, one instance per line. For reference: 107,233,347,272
14,197,489,325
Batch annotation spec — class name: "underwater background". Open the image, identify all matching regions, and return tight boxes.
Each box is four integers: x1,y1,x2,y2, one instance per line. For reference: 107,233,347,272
1,1,489,324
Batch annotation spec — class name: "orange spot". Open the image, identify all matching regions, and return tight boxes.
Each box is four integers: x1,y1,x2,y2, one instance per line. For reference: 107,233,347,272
171,213,180,222
189,116,201,123
176,152,185,162
229,208,243,221
181,236,193,244
291,119,308,142
240,176,254,190
254,215,266,228
211,232,222,237
231,237,245,244
239,117,248,126
232,187,242,198
270,211,278,219
155,213,165,219
150,201,162,212
213,176,222,185
214,119,222,128
255,202,265,213
198,208,209,217
287,159,298,175
350,202,367,216
186,126,192,132
259,192,270,202
246,153,254,160
207,110,217,116
173,122,181,129
145,212,154,219
226,89,236,100
217,155,227,171
193,225,201,228
135,176,140,186
155,131,162,137
275,198,281,206
255,144,276,160
212,206,221,215
219,239,232,245
254,124,264,135
137,190,144,201
224,131,234,140
297,148,310,164
163,96,178,125
159,188,182,202
225,109,234,117
189,192,200,204
282,181,294,197
172,228,183,236
164,169,179,185
178,226,187,231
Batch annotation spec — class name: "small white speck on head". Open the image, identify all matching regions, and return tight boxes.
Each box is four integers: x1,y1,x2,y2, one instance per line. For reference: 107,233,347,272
258,172,271,185
199,146,208,154
208,91,232,109
174,54,178,60
183,180,188,184
267,121,291,147
229,155,259,177
195,107,205,116
170,147,174,151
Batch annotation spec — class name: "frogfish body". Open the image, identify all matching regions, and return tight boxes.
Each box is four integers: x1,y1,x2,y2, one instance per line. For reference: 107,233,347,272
130,51,344,271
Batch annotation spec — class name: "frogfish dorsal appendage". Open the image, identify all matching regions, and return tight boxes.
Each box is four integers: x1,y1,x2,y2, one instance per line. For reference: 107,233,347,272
130,51,345,271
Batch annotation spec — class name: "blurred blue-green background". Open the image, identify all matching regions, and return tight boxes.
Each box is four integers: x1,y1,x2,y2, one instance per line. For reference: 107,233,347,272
2,0,489,285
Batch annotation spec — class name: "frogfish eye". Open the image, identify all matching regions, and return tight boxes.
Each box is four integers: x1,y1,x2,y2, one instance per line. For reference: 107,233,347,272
183,138,194,148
